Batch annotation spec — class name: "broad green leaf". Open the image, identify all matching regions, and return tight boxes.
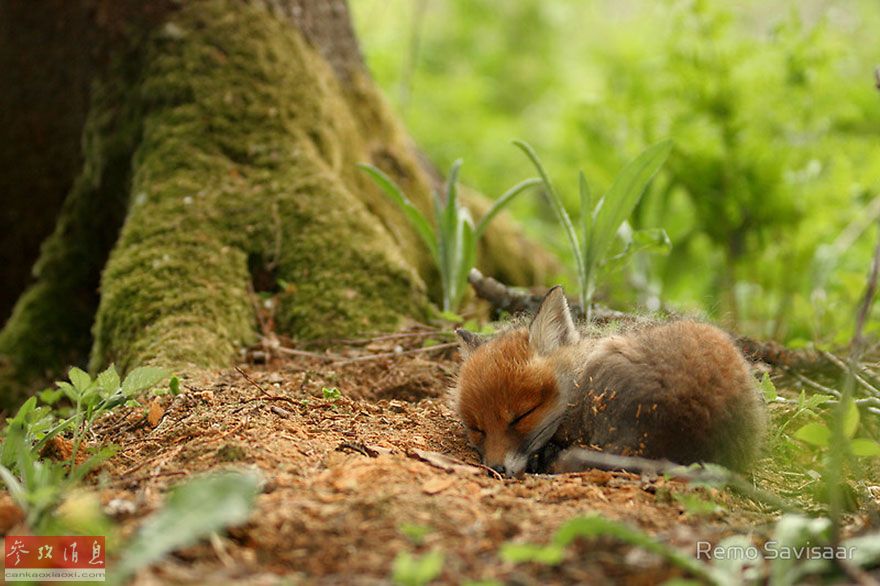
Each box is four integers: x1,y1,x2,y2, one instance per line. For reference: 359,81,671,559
842,400,859,439
793,422,831,447
116,471,260,581
590,141,672,270
850,438,880,457
121,367,169,396
9,396,37,426
38,388,65,406
1,421,26,469
475,177,541,239
392,550,445,586
760,373,777,402
57,381,78,403
68,367,92,393
358,164,437,261
96,365,121,394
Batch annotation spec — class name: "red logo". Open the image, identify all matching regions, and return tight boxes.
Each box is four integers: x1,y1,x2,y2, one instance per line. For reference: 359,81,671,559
4,536,105,582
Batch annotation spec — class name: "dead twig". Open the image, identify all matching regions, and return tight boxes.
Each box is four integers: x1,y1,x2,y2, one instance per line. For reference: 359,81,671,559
234,366,273,397
330,343,457,365
851,216,880,359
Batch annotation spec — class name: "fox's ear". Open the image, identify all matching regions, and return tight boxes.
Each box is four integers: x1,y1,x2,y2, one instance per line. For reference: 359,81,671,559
455,328,485,358
529,286,578,355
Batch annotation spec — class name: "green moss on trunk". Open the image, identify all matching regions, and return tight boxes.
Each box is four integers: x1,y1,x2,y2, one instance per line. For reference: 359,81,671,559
1,0,557,408
90,0,427,370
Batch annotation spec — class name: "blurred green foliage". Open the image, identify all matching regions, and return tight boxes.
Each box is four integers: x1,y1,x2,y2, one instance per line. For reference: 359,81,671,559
353,0,880,344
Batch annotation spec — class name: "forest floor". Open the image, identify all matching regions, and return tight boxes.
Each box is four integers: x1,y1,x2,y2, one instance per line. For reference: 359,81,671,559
31,330,874,584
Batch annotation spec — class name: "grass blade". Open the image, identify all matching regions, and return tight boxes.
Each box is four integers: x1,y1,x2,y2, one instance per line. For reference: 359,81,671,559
578,170,594,311
475,177,541,239
514,140,585,291
358,164,438,262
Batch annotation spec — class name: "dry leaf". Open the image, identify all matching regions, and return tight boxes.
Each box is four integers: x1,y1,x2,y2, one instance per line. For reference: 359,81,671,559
147,398,165,428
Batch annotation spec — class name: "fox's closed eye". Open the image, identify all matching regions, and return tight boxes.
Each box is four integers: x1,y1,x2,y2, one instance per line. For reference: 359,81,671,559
510,405,540,427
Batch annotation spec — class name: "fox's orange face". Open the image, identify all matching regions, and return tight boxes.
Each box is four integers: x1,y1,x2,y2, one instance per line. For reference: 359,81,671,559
455,287,578,477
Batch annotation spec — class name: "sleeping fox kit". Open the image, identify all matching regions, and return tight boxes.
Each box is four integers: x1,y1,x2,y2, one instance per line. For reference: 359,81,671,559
454,286,766,477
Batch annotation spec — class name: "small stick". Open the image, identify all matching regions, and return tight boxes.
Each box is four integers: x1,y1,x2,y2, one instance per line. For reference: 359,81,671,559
851,216,880,359
272,346,342,361
330,342,457,365
234,366,272,397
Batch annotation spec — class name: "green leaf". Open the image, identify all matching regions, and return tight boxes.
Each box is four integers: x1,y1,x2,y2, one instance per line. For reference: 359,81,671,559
122,367,170,396
1,421,27,469
37,388,65,406
116,471,260,581
96,365,121,394
500,542,566,565
358,164,437,261
443,160,463,240
843,400,860,439
794,422,831,447
454,212,477,311
760,373,777,402
399,523,432,545
589,140,672,272
672,493,723,516
9,396,37,426
322,387,341,401
474,177,541,239
392,550,445,586
0,465,26,510
514,140,585,304
56,381,78,402
68,367,92,393
850,438,880,457
551,516,716,581
579,170,594,303
169,376,181,396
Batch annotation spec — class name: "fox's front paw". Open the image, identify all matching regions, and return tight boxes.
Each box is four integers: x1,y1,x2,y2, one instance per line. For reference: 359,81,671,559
526,442,563,474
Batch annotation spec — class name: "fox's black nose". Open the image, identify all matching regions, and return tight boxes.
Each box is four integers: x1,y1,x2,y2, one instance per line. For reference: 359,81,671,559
489,464,506,477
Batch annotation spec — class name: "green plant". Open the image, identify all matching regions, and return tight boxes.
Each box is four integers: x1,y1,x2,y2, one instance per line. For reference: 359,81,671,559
322,387,342,401
113,471,261,584
0,365,169,530
359,161,539,312
500,514,718,582
392,549,445,586
515,140,672,319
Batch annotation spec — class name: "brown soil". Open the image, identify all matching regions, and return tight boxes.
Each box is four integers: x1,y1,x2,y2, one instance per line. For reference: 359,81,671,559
64,336,781,583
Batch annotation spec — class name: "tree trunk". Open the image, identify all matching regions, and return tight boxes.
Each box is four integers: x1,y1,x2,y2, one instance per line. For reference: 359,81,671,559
0,0,555,408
